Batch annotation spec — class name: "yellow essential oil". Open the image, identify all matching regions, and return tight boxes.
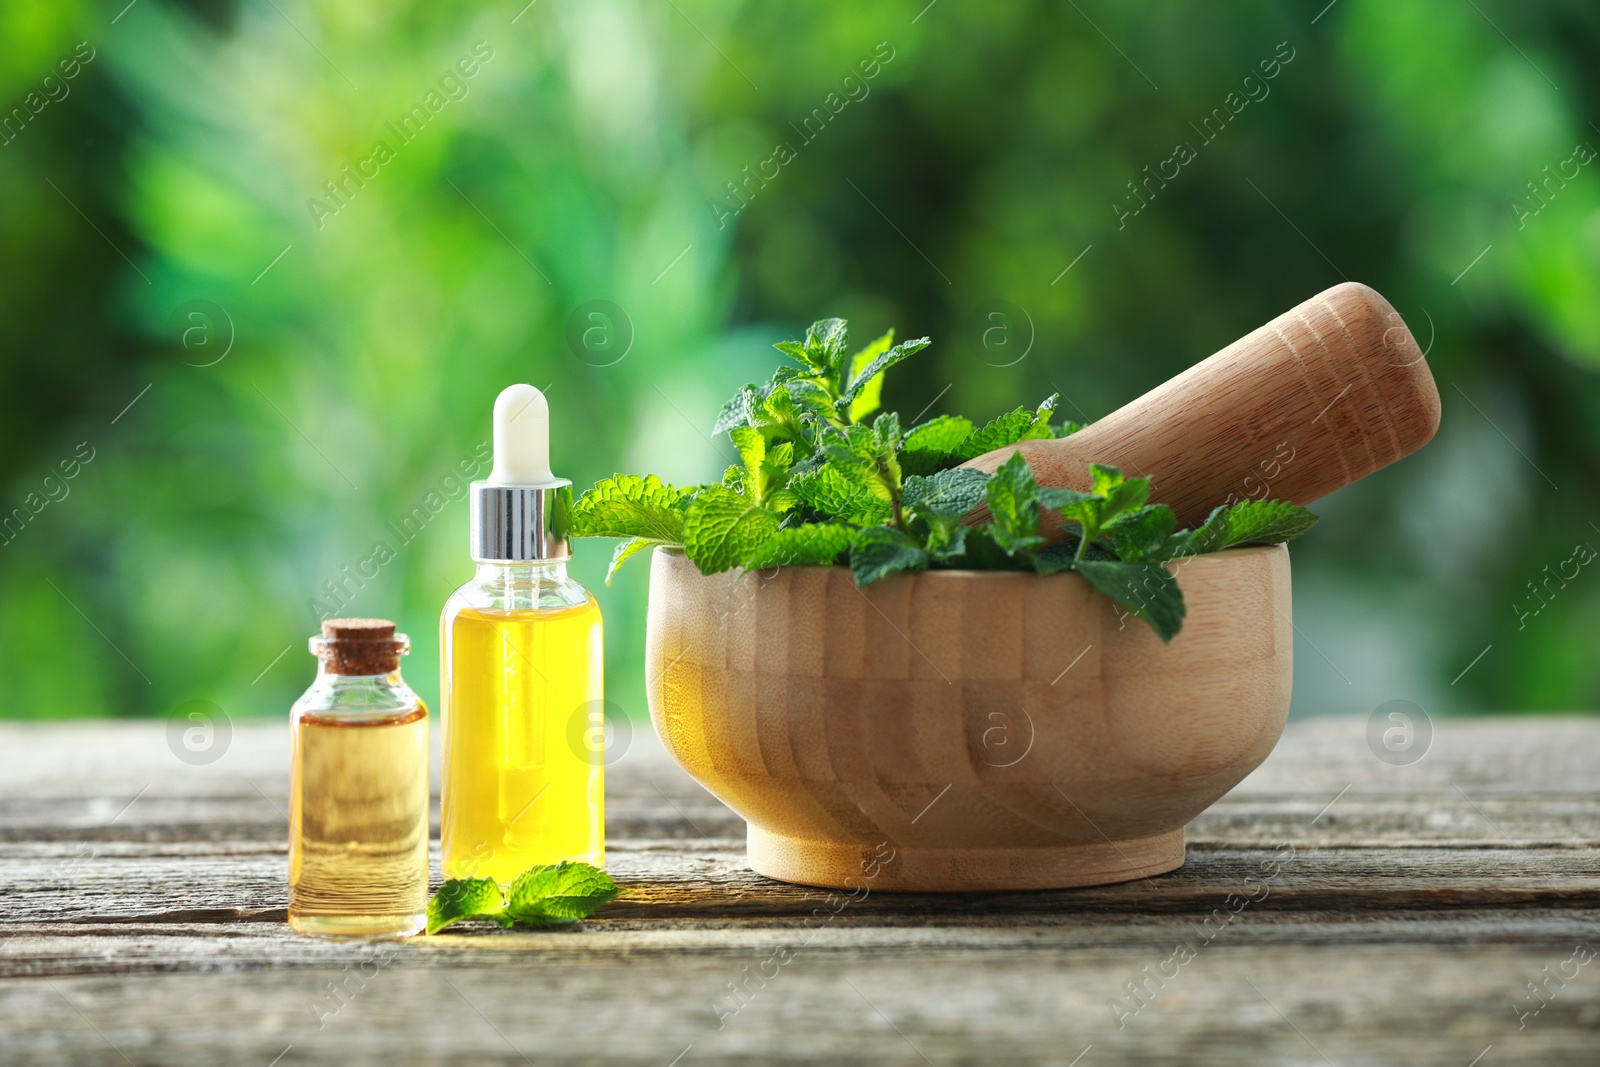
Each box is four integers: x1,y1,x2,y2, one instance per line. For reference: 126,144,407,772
441,597,604,881
443,383,606,885
288,619,429,938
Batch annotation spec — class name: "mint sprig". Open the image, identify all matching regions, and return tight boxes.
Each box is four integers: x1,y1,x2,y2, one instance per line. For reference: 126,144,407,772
570,316,1317,641
426,862,620,935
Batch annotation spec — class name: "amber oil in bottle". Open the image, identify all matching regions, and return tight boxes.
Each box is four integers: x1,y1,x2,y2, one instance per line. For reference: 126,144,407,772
289,618,429,937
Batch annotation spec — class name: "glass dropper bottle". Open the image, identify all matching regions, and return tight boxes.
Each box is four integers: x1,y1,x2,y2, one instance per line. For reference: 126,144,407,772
439,384,605,884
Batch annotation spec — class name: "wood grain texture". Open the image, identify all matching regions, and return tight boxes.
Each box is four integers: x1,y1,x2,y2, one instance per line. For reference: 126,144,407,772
645,545,1292,891
1,716,1598,1066
965,282,1443,529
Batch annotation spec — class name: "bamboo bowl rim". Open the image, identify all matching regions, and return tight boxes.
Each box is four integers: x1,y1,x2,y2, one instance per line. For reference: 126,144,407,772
653,541,1285,580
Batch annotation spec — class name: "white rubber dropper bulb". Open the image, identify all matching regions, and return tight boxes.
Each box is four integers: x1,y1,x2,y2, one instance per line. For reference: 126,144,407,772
488,383,556,486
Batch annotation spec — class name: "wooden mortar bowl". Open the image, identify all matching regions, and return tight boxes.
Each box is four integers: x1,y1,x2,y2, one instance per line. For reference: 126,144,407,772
644,543,1291,892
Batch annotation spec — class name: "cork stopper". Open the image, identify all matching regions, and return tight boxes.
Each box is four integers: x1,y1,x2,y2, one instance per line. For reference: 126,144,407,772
309,618,409,675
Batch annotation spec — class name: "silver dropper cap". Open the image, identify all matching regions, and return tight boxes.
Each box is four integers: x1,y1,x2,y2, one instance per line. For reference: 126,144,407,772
470,480,572,562
470,383,572,563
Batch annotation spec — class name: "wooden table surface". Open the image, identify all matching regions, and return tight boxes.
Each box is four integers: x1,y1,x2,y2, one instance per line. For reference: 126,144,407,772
2,716,1596,1066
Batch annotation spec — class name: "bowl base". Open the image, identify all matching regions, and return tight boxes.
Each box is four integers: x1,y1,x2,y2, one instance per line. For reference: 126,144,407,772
747,827,1185,893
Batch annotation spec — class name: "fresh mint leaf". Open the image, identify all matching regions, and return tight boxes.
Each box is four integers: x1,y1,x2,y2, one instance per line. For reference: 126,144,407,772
845,329,895,423
1040,464,1153,554
805,318,851,372
923,516,969,562
903,467,990,518
747,522,857,567
427,864,619,934
570,474,688,542
957,525,1028,571
1089,465,1151,523
899,414,976,476
903,414,974,454
818,416,903,514
1075,559,1186,642
790,464,892,526
713,385,762,435
682,487,783,574
952,394,1060,462
504,862,620,927
426,877,509,935
729,424,796,509
849,526,930,585
1026,537,1081,576
773,339,813,368
1184,499,1319,555
730,425,765,474
841,336,931,409
984,452,1046,554
605,537,654,585
1103,505,1178,561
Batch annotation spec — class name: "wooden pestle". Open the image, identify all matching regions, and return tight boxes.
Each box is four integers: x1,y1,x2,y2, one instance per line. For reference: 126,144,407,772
962,282,1441,531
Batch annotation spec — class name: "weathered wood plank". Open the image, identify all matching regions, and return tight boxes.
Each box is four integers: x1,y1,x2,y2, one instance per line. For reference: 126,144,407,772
1,718,1596,1066
4,844,1598,929
2,945,1596,1066
3,717,1597,799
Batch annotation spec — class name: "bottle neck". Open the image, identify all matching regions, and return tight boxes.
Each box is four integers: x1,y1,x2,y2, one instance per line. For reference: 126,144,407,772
312,663,405,684
297,661,421,717
463,558,586,614
473,559,569,583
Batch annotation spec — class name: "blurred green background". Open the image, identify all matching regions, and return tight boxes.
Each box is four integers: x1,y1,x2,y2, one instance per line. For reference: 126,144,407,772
3,0,1597,724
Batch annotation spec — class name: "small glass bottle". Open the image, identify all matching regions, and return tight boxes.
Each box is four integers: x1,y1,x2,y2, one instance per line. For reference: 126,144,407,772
289,617,429,937
441,384,605,884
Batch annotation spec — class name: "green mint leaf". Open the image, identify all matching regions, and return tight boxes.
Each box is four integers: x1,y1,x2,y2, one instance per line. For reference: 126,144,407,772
821,420,902,505
845,329,894,422
778,377,834,414
1075,559,1186,643
983,452,1045,553
789,463,893,526
849,526,931,585
903,467,990,518
570,474,688,542
903,414,974,453
730,425,765,474
747,522,858,567
871,412,904,494
426,877,510,935
773,339,816,369
952,394,1060,462
758,385,805,444
1089,465,1151,524
1184,499,1319,555
605,537,654,585
991,526,1047,555
871,410,902,449
682,487,783,574
727,425,781,504
1103,505,1178,562
713,385,762,435
1089,464,1124,496
504,862,620,927
1025,538,1080,575
953,525,1029,571
899,415,976,476
823,422,882,468
923,516,969,562
1035,486,1096,512
842,336,931,409
804,318,850,372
